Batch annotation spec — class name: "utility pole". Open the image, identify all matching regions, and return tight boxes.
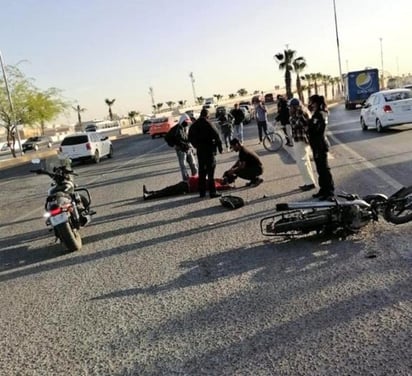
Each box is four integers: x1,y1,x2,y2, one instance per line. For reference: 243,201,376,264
380,37,385,88
148,87,155,113
189,72,197,105
333,0,344,95
0,50,23,156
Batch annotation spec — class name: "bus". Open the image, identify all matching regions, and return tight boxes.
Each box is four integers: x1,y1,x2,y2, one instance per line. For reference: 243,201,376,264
83,120,121,137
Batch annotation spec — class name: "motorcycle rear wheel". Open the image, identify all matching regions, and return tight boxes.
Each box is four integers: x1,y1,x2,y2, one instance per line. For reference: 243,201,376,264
55,222,82,251
384,186,412,224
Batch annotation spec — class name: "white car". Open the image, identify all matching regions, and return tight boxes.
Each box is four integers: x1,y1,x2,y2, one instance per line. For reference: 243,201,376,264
59,132,113,163
360,89,412,132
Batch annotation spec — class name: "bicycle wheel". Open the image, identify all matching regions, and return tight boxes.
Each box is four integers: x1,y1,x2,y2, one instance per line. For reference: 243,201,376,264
384,186,412,224
263,132,283,152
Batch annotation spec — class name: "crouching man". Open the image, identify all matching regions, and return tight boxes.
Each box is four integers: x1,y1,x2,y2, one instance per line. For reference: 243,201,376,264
223,138,264,187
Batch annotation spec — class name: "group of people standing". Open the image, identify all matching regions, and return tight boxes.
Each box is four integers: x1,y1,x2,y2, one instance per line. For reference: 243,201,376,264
143,108,264,200
143,95,334,202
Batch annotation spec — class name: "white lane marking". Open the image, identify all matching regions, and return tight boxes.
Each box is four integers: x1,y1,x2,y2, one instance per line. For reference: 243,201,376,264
327,131,403,190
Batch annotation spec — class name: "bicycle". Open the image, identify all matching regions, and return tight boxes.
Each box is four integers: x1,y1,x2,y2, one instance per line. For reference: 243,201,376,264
262,122,284,152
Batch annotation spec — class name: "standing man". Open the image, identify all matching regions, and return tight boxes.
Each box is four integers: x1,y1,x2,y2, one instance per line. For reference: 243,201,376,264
255,100,268,144
275,95,293,146
223,138,264,187
174,113,198,181
188,109,223,198
230,103,245,144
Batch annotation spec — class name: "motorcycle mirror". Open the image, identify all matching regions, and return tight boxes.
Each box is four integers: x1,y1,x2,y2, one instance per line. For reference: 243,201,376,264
31,158,41,164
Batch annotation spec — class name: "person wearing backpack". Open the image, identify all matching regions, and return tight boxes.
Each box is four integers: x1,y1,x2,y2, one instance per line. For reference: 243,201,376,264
172,114,198,181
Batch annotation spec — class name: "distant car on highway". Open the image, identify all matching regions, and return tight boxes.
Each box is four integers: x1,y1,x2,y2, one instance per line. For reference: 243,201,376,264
22,136,52,152
149,117,175,138
360,88,412,132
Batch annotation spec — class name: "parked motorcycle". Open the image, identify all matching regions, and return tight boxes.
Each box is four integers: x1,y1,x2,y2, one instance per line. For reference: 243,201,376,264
260,186,412,237
31,158,95,251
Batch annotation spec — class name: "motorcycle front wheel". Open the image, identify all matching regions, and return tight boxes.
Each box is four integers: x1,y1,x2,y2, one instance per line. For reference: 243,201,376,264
384,186,412,225
55,222,82,251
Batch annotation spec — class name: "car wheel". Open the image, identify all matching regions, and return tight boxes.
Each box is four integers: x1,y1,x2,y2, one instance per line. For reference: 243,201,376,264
94,150,100,163
34,144,39,151
361,117,368,131
376,119,383,132
108,145,113,158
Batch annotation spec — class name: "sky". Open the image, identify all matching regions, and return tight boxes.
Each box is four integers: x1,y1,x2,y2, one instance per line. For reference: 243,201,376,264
1,0,411,124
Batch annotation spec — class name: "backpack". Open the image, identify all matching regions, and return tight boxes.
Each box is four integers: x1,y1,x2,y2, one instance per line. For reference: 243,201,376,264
164,125,179,147
219,195,245,210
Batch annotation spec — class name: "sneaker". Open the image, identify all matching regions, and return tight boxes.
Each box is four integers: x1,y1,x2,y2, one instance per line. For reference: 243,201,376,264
210,192,221,198
299,184,315,192
250,177,264,187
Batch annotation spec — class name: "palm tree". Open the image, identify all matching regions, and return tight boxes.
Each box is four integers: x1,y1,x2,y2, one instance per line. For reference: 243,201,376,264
73,105,86,128
105,98,116,120
214,94,223,103
178,100,187,108
196,96,204,105
156,103,163,112
274,49,302,99
322,75,331,99
166,101,175,110
329,76,339,99
237,88,248,96
128,110,139,124
303,73,313,99
292,57,307,102
228,93,237,99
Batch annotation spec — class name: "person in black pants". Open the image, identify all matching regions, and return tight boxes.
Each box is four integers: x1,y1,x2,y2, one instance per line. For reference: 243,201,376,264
188,109,223,198
307,94,335,201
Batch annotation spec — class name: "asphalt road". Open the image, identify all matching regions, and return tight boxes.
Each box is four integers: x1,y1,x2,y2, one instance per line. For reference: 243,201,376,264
0,105,411,375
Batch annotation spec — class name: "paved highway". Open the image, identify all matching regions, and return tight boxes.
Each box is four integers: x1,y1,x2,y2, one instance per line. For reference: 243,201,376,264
0,105,411,375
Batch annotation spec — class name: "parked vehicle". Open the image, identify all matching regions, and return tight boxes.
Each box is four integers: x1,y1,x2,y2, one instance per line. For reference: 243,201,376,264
59,132,113,163
30,158,95,252
261,186,412,238
360,89,412,132
215,106,230,120
239,104,254,119
264,93,275,103
239,106,251,124
142,119,152,134
203,97,216,110
343,68,380,109
251,95,262,105
149,117,175,138
22,136,52,152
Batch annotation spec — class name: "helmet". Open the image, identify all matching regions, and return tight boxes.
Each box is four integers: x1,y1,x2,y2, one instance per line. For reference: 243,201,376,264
289,98,300,107
178,113,191,125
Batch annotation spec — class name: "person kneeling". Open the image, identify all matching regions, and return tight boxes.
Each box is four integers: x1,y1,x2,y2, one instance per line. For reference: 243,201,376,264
223,138,264,187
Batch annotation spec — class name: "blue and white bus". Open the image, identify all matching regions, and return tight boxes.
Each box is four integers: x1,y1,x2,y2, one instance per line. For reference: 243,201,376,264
83,120,121,137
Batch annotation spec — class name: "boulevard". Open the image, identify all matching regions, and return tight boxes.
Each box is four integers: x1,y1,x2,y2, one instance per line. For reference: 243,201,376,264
0,105,411,375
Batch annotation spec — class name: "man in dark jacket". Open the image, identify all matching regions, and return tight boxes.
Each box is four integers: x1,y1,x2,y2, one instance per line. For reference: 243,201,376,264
275,95,293,146
188,109,223,198
230,103,245,144
223,138,264,187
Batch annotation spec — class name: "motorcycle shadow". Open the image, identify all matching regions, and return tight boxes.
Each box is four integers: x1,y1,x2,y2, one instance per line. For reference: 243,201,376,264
0,242,68,273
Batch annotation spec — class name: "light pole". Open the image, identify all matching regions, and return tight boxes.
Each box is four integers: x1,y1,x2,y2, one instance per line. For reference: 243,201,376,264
189,72,197,105
333,0,344,94
0,50,23,156
148,87,155,113
379,37,385,88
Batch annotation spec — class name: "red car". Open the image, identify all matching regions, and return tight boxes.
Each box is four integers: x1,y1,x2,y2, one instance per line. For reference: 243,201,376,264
149,117,176,138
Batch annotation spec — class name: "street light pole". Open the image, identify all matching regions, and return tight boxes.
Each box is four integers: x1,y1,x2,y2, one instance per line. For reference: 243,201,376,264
148,87,156,114
0,50,23,156
379,37,385,88
189,72,197,105
333,0,344,95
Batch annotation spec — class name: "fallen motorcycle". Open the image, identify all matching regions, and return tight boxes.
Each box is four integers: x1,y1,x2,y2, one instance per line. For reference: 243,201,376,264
260,186,412,237
31,158,95,251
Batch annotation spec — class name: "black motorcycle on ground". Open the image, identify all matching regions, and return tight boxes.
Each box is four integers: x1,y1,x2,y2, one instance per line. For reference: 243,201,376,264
260,186,412,237
31,159,95,251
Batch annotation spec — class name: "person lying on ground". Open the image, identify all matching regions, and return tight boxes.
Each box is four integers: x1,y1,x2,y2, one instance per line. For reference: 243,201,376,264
223,138,264,187
143,175,232,200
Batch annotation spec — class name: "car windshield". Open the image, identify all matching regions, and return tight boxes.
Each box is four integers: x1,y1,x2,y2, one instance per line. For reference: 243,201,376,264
384,91,412,102
151,117,168,123
61,135,89,145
